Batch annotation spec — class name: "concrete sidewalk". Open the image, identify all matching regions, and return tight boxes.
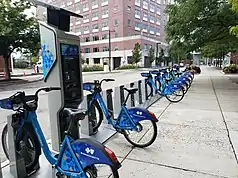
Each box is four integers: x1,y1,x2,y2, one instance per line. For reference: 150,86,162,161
105,66,238,177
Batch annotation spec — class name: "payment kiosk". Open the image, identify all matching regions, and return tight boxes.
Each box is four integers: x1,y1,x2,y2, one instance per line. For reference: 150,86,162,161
30,0,84,151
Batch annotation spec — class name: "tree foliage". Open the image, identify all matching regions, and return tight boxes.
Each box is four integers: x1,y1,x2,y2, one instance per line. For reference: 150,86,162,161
148,47,155,64
166,0,238,59
0,0,40,79
132,43,142,65
229,0,238,37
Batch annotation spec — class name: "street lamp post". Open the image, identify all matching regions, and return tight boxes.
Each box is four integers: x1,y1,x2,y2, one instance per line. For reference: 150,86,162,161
108,29,115,72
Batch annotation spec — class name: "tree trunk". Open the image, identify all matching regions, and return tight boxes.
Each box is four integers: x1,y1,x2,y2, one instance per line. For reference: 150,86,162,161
3,55,11,80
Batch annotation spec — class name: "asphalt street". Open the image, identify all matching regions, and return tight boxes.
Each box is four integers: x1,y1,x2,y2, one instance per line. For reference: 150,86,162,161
0,69,148,162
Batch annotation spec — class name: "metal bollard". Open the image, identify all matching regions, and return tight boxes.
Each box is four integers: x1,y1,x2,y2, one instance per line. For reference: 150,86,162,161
119,85,125,105
7,114,27,178
138,80,143,105
106,89,114,119
130,82,135,107
112,86,121,116
80,96,90,136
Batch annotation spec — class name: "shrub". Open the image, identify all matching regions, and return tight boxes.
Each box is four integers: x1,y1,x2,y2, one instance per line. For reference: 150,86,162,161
223,64,238,74
82,65,103,72
116,64,139,70
14,61,29,69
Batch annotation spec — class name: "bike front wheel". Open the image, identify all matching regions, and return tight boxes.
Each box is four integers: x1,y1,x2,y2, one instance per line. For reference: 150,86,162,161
166,87,185,103
123,120,157,148
1,123,41,172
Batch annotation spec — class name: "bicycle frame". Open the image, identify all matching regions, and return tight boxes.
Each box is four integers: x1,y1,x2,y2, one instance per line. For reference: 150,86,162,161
15,110,120,177
90,92,138,130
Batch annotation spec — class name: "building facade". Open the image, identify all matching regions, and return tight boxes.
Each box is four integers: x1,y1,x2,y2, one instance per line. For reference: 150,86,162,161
37,0,170,68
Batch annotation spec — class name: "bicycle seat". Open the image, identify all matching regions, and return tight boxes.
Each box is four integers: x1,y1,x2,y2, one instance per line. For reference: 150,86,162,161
123,88,138,94
63,108,87,120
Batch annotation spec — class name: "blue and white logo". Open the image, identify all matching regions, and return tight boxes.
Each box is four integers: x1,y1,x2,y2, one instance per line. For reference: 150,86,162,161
85,147,94,155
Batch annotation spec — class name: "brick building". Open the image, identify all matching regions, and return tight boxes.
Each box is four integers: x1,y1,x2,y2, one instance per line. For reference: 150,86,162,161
37,0,172,68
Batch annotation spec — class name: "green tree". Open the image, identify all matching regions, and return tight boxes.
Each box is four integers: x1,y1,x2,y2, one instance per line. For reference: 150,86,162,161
132,43,142,65
0,0,40,79
31,56,39,65
166,0,238,52
156,48,164,66
148,47,155,65
229,0,238,37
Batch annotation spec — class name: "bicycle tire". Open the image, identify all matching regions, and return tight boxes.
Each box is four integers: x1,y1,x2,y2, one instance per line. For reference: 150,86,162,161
2,124,9,159
166,87,185,103
2,123,41,172
84,165,119,178
123,120,157,148
89,100,104,133
146,82,153,98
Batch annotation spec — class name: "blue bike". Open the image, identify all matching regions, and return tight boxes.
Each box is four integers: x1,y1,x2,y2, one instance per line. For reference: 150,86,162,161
83,79,158,148
141,71,185,103
0,87,121,178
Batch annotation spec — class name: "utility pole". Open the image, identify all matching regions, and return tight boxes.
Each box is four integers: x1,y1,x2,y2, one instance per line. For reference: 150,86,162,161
108,30,111,72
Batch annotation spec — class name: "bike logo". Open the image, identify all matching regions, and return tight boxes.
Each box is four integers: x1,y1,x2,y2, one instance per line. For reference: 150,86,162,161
85,147,94,155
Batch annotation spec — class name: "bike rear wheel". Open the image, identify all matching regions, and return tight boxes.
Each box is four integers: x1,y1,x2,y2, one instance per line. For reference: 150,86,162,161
123,120,157,148
57,165,120,178
1,123,41,172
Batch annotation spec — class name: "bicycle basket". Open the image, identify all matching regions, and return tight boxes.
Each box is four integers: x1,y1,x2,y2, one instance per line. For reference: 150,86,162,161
83,83,95,91
141,73,151,77
0,98,13,110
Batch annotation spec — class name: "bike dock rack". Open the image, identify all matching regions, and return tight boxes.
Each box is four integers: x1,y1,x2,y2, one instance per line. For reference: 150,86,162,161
2,79,163,178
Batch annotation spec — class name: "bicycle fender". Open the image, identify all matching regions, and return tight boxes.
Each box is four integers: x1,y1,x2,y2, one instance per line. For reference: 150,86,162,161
60,138,121,172
128,107,158,122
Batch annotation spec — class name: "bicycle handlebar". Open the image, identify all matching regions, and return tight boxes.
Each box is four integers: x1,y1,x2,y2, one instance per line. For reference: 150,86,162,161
9,87,61,111
99,78,115,85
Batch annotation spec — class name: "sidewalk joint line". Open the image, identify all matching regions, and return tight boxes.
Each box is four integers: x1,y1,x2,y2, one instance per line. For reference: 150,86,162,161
125,157,228,178
210,76,238,165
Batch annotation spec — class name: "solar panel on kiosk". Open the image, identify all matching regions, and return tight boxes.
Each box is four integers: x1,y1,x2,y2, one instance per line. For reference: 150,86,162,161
27,0,83,32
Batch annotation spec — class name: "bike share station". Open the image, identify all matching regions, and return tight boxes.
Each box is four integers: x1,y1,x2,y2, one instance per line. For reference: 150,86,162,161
2,0,162,177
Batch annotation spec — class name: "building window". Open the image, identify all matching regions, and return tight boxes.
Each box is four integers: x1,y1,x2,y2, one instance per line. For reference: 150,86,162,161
75,27,80,33
128,19,131,26
93,47,100,52
114,33,118,38
92,11,98,18
84,36,90,42
92,23,99,30
93,35,99,41
92,0,98,6
157,18,161,25
135,22,141,30
143,13,148,21
83,14,89,23
135,0,140,6
127,6,131,12
144,44,147,49
150,5,155,12
150,15,155,23
103,46,109,51
102,33,109,39
114,45,119,51
102,20,108,27
94,58,100,64
75,5,80,13
86,58,89,64
102,0,108,3
143,1,148,9
114,19,118,26
84,48,90,53
83,26,89,32
128,32,131,36
83,2,89,10
143,24,148,31
102,8,108,16
135,9,140,19
157,7,161,14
